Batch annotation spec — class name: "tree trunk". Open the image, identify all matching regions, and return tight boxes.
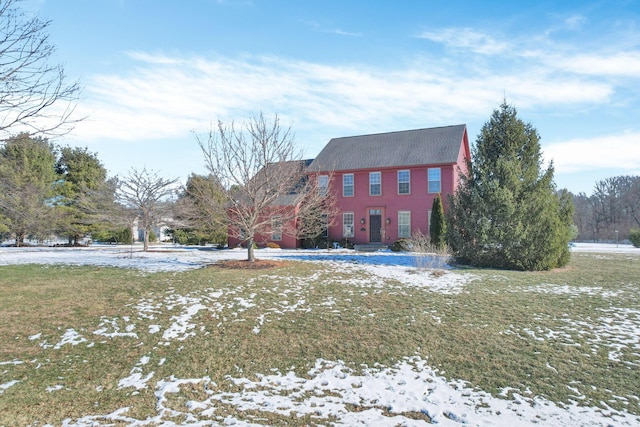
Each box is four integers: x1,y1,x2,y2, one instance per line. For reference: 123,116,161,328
247,236,255,262
143,229,149,252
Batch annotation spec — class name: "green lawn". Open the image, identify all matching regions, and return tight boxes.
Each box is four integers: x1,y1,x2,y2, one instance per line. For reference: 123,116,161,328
0,251,639,425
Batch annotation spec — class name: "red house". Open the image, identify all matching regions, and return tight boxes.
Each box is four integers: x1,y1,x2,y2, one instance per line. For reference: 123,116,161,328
229,124,470,249
308,124,470,247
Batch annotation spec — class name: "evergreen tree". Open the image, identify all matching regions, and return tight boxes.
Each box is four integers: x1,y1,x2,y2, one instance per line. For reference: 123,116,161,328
0,133,58,245
429,193,447,249
173,173,228,246
447,102,574,270
54,146,109,245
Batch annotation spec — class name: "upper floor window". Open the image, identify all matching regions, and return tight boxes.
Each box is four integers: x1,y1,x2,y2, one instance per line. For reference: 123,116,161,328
398,170,410,195
398,211,411,238
343,212,354,238
369,172,381,196
318,175,329,196
428,167,441,193
343,174,354,197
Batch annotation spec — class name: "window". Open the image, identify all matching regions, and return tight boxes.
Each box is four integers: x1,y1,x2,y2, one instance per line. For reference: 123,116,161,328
318,175,329,196
398,170,410,194
343,212,354,238
398,211,411,238
343,174,354,197
271,217,282,241
428,168,441,193
321,214,329,238
369,172,381,196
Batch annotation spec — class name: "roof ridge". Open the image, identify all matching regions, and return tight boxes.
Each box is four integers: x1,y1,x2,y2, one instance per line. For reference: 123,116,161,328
330,124,466,141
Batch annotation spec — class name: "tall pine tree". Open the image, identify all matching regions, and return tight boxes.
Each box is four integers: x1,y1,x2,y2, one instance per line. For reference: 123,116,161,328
447,102,573,270
429,193,447,249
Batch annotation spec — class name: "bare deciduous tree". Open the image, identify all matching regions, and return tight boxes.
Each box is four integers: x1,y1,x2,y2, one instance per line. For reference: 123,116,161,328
572,175,640,242
0,0,81,139
195,113,336,261
116,168,178,252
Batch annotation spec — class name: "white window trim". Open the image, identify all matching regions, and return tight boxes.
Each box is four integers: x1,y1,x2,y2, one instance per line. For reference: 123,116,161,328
318,175,329,196
369,171,381,196
343,173,354,197
343,212,354,238
398,169,410,195
428,167,441,194
398,211,411,239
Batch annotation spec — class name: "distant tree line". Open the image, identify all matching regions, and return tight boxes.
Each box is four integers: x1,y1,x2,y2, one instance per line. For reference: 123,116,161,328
571,175,640,243
0,2,330,256
0,133,229,249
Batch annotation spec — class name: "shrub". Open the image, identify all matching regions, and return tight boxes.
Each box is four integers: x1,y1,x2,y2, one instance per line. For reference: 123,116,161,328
429,194,447,249
338,238,354,249
405,231,451,271
630,229,640,248
266,242,281,249
302,237,330,249
390,239,410,252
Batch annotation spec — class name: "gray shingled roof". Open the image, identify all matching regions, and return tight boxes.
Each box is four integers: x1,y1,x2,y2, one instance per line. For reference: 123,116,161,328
309,124,467,172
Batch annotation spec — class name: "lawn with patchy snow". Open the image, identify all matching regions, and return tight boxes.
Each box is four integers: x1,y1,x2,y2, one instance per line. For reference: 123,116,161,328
0,243,638,426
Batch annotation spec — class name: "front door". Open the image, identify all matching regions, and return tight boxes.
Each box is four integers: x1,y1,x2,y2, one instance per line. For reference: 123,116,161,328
369,209,382,243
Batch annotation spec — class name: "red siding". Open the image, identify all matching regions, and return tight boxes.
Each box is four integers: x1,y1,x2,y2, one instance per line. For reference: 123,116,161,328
227,206,301,249
327,164,458,245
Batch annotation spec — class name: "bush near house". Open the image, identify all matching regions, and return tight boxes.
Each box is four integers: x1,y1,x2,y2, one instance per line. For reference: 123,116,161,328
390,239,410,252
630,229,640,247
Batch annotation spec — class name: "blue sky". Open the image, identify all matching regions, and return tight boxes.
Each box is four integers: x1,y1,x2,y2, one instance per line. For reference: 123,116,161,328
26,0,640,194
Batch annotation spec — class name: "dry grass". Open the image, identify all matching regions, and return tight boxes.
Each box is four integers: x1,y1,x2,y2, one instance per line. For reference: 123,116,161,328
0,251,639,425
211,259,289,269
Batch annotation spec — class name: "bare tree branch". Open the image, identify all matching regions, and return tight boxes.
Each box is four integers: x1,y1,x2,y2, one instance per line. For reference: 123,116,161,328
195,113,336,261
0,0,82,139
115,168,178,251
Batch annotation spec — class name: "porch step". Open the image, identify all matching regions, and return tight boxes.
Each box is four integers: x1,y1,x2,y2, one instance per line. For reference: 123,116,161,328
353,244,389,252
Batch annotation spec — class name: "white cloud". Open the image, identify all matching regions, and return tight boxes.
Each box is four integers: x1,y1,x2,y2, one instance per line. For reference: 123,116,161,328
417,28,510,55
302,20,362,37
420,25,640,81
564,15,588,31
549,52,640,77
69,49,618,146
545,132,640,173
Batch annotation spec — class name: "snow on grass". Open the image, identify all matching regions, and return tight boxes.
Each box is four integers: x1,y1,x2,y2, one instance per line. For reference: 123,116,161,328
36,328,88,350
118,355,155,391
94,316,138,339
571,242,638,253
2,243,640,426
161,296,208,342
504,305,640,370
62,357,636,426
0,380,20,394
